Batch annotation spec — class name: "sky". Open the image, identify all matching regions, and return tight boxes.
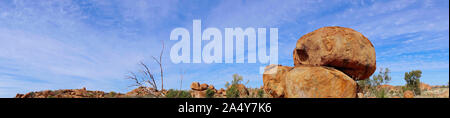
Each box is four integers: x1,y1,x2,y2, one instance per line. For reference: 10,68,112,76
0,0,448,97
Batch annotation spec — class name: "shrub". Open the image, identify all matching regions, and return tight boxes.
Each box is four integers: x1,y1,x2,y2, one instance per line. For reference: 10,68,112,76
205,89,215,98
165,89,191,98
357,68,392,98
404,70,422,95
373,88,387,98
257,89,264,98
226,85,239,98
225,74,244,98
107,91,117,98
372,68,391,86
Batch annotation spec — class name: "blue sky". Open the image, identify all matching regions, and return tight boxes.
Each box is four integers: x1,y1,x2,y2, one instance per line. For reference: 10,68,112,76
0,0,448,97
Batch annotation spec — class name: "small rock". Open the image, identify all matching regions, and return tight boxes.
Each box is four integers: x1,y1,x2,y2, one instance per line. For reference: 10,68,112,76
403,90,414,98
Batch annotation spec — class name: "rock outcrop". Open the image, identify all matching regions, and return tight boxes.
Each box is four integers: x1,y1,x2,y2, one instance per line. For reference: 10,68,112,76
189,82,249,98
403,90,414,98
293,26,376,80
190,82,220,98
126,86,166,97
420,82,432,91
15,87,124,98
229,84,250,97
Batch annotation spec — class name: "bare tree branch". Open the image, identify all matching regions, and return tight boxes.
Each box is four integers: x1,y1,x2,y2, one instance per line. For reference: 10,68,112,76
125,41,165,93
140,61,158,90
126,72,142,87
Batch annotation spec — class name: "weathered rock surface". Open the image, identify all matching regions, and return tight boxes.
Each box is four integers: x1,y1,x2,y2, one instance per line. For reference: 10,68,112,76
293,26,376,80
420,82,432,91
190,90,206,98
263,64,292,97
190,82,220,98
200,83,209,90
126,86,164,97
403,90,414,98
263,65,357,98
208,85,215,90
235,84,249,97
190,82,201,91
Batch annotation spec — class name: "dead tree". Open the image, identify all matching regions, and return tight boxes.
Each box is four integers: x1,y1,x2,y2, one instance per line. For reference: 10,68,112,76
126,41,165,91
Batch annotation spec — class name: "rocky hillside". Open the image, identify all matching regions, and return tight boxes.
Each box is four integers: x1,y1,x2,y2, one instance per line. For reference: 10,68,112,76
15,87,126,98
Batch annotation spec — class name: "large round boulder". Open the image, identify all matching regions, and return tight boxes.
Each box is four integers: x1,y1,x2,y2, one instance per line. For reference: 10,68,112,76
284,66,357,98
293,26,376,80
263,65,357,98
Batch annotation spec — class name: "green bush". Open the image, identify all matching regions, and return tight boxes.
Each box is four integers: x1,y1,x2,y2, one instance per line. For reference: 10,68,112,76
257,89,264,98
225,74,244,98
404,70,422,95
105,91,117,98
226,85,239,98
373,88,387,98
165,89,191,98
357,68,392,97
205,89,215,98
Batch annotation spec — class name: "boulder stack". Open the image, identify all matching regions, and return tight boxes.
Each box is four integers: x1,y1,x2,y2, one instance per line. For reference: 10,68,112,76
190,82,219,98
263,26,376,98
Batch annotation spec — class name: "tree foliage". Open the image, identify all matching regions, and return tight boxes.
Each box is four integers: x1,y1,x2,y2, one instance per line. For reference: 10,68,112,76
357,68,391,98
372,68,391,86
404,70,422,95
205,88,215,98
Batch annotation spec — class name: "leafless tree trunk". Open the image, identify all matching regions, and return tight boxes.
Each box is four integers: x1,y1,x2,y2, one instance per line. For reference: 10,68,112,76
152,40,165,90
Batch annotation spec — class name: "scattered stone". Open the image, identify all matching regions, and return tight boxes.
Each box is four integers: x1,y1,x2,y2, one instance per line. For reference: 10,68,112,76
190,82,201,91
403,90,414,98
357,93,364,98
